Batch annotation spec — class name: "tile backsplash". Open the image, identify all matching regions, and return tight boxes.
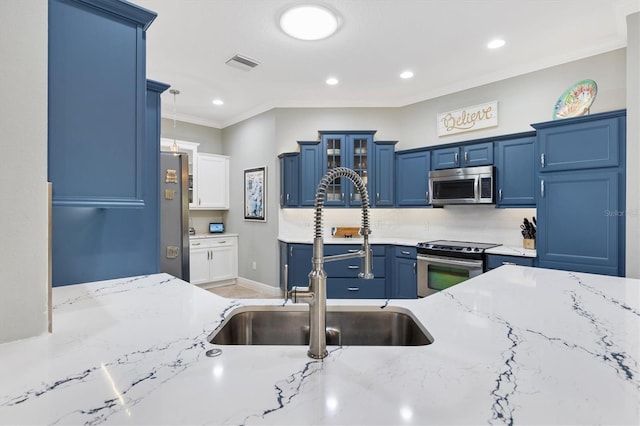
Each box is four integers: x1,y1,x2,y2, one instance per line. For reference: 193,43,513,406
279,206,536,247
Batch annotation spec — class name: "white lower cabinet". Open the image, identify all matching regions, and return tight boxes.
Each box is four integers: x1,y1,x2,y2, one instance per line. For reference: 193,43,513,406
189,235,238,285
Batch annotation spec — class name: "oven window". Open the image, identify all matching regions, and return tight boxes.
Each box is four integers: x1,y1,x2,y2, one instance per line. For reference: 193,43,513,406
428,265,469,291
432,179,475,199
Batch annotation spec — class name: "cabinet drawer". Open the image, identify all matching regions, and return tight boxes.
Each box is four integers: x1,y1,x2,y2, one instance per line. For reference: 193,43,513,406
394,246,416,259
324,244,386,256
324,256,386,278
190,236,235,249
486,254,534,270
327,278,386,299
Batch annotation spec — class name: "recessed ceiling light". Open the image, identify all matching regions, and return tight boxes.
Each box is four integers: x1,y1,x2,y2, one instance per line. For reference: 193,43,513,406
280,5,338,41
326,77,339,85
212,99,224,106
487,39,506,49
400,71,414,79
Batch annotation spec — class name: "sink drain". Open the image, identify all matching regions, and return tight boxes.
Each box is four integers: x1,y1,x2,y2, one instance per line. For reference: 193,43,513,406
206,348,222,358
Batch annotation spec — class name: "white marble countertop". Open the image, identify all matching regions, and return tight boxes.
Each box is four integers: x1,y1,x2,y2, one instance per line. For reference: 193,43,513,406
190,233,238,239
485,245,537,257
1,267,638,425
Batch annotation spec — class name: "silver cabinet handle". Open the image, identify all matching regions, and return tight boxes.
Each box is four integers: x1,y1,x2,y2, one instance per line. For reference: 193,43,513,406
425,191,429,202
347,265,359,269
347,287,360,291
284,264,288,290
347,249,360,253
454,152,459,165
413,262,417,274
540,153,545,168
218,240,227,244
198,198,201,205
376,192,380,202
464,151,468,163
541,180,545,198
502,261,517,266
350,192,354,201
192,242,201,246
286,193,290,202
290,246,293,256
401,250,411,255
499,188,503,201
341,192,345,201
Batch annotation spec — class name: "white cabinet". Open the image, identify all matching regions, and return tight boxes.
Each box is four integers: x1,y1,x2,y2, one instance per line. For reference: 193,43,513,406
195,153,229,209
160,138,229,210
189,235,238,285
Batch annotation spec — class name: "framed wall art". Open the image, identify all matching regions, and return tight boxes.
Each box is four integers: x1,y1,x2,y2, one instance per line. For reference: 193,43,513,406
244,166,266,222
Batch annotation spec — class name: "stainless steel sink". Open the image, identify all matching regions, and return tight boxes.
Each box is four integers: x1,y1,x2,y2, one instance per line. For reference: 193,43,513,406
208,305,433,346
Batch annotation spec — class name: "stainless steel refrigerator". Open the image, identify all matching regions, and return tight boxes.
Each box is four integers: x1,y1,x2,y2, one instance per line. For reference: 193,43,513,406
160,151,190,281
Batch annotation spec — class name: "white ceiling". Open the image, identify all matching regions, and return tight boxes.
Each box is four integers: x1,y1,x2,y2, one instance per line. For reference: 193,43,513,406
135,0,640,129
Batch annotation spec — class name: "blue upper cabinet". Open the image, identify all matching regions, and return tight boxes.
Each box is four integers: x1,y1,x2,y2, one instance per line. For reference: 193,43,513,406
495,134,536,207
279,152,300,207
431,142,493,170
320,131,375,207
48,0,156,208
532,110,626,277
395,149,431,206
536,115,621,172
299,141,323,206
372,141,397,207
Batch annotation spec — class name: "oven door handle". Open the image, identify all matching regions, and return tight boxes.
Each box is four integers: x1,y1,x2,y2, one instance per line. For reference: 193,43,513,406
417,255,482,269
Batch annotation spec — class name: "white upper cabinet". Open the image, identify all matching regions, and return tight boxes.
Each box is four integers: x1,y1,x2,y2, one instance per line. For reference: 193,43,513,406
196,153,229,209
160,138,229,210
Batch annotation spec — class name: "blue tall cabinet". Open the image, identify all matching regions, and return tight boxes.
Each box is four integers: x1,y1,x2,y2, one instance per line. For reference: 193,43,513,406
49,0,163,285
532,110,626,276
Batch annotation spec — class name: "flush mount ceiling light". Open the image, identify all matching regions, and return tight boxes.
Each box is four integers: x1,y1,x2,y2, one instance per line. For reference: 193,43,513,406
212,99,224,106
280,5,339,41
400,71,414,79
487,39,506,49
326,77,339,85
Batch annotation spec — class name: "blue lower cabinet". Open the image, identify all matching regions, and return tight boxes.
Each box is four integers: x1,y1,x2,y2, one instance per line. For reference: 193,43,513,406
486,254,535,271
327,278,387,299
391,246,417,299
285,243,313,290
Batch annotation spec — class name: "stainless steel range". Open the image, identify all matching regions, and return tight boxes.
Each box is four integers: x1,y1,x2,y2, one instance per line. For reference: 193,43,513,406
416,240,501,297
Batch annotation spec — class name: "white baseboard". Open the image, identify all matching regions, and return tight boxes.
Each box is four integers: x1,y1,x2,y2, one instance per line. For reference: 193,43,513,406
197,278,237,290
235,277,283,297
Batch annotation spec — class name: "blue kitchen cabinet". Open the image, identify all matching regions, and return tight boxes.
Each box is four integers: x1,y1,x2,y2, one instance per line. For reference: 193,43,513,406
325,244,387,299
299,141,323,206
495,135,536,207
391,246,417,299
532,110,626,276
279,152,300,207
431,142,493,170
395,149,431,206
372,141,397,207
282,243,313,290
49,0,160,286
486,254,535,270
320,131,375,207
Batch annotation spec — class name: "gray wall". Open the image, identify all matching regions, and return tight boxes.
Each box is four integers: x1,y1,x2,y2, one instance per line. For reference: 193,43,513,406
161,118,223,154
0,0,49,343
398,49,627,150
221,111,279,286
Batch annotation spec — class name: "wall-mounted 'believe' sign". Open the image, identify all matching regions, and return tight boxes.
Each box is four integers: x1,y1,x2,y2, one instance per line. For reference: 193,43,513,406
437,101,498,136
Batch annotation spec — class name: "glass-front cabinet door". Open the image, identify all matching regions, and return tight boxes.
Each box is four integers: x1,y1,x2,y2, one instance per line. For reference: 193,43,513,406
324,134,345,205
320,131,374,207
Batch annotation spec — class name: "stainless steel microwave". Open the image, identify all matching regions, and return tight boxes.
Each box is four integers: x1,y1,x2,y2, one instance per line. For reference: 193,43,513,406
428,165,494,205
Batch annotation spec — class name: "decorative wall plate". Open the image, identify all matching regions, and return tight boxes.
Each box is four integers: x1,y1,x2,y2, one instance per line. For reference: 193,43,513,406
553,79,597,119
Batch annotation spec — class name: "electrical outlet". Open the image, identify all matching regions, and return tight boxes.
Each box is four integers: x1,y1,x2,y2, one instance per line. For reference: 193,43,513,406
252,261,257,270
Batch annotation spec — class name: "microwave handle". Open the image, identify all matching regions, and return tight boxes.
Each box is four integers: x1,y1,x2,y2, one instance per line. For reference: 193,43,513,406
475,176,480,201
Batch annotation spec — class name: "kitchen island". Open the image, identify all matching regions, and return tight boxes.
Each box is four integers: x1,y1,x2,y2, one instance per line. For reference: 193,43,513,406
0,267,638,425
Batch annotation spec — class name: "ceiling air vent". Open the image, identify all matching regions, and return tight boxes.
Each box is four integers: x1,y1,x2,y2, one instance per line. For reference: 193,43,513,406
225,54,260,71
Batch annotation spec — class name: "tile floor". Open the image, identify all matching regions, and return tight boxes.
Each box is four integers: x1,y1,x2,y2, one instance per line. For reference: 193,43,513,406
207,284,281,299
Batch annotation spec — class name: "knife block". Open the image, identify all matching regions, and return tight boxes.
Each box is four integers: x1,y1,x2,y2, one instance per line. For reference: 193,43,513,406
523,238,535,249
